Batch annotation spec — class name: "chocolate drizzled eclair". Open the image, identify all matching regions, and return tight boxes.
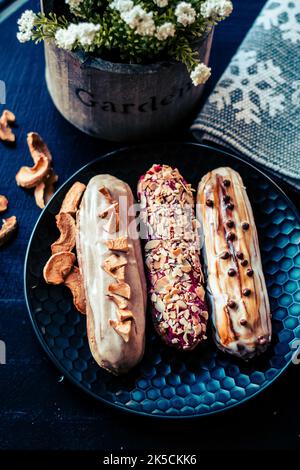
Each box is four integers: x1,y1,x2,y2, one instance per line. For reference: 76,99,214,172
197,167,272,359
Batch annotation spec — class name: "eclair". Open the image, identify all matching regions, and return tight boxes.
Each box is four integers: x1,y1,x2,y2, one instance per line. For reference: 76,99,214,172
197,167,272,359
138,164,208,350
76,175,147,374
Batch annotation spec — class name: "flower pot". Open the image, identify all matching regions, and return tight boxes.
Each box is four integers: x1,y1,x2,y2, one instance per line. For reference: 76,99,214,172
42,0,213,142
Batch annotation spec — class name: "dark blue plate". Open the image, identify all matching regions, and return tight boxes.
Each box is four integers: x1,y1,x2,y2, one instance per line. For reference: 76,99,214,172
24,143,300,418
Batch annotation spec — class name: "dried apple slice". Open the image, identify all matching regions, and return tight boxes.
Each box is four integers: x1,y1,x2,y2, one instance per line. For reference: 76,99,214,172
102,254,127,279
107,281,131,299
106,236,129,252
64,266,86,314
34,171,58,209
107,293,128,309
51,213,76,254
27,132,52,164
60,182,86,217
117,309,134,322
99,186,113,203
0,110,15,143
16,155,50,188
0,216,18,247
109,319,132,343
0,195,8,213
43,251,75,285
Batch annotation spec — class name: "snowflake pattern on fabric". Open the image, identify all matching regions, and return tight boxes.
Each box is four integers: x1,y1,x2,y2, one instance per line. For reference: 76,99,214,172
191,0,300,189
291,80,300,106
208,50,285,125
257,1,300,44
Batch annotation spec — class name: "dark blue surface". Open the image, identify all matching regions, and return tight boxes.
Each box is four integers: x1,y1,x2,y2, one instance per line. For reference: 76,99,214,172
1,0,300,451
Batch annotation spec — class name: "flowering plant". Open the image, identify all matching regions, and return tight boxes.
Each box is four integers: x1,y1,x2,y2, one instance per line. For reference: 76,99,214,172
17,0,232,85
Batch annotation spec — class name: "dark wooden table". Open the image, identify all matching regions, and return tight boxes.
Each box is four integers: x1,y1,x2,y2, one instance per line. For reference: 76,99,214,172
0,0,299,455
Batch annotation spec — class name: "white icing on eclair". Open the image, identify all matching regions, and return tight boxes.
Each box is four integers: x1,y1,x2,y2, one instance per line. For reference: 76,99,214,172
76,175,146,374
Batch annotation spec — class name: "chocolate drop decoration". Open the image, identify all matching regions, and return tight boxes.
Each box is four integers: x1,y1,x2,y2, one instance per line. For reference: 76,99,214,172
228,268,236,277
220,251,230,260
223,179,231,187
206,199,214,207
242,222,249,230
226,219,234,228
227,203,234,210
227,231,236,242
242,288,251,296
257,335,267,345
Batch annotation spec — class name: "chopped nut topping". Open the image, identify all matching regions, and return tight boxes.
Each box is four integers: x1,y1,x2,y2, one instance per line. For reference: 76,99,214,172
145,239,161,250
172,247,182,257
154,298,165,313
181,264,192,273
177,300,187,310
155,276,169,292
195,286,205,298
138,164,208,350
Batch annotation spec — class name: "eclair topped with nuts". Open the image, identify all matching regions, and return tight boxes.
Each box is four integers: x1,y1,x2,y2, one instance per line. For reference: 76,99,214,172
138,164,208,350
197,167,271,359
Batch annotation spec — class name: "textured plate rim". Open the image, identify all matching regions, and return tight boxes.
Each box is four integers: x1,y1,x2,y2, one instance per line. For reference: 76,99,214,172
24,142,300,419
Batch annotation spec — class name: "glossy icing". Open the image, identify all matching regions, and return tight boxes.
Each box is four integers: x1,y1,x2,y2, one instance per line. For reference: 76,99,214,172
197,167,272,359
76,175,146,374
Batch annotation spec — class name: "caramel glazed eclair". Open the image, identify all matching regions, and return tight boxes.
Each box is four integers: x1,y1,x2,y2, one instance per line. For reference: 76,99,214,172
76,175,147,375
197,167,272,359
138,164,208,350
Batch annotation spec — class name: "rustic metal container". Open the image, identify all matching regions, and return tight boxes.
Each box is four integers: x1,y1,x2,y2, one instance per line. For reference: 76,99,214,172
42,0,213,141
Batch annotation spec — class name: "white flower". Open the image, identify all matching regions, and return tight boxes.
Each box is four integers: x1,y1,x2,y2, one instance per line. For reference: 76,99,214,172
55,25,78,50
65,0,84,9
175,2,196,27
200,0,233,19
121,6,156,36
153,0,169,7
110,0,134,13
156,22,176,40
55,22,100,50
17,9,36,43
76,22,101,46
190,63,211,86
